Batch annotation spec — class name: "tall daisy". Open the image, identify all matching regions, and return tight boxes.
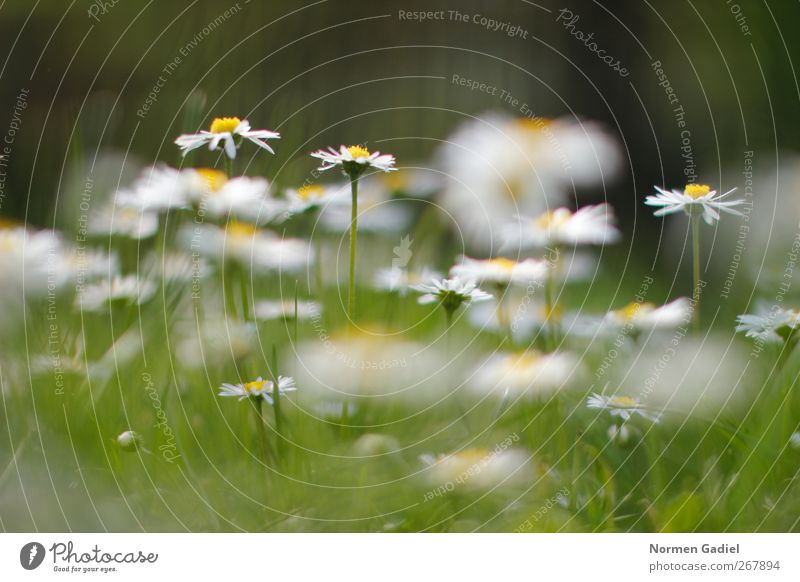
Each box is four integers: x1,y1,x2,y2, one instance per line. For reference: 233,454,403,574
645,183,746,330
175,117,280,162
411,276,492,325
310,144,396,323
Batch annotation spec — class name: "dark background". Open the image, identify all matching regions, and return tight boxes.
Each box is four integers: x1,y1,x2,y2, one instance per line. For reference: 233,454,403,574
0,0,796,236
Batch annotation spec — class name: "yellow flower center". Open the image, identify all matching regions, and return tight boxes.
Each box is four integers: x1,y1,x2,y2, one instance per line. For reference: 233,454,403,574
488,257,517,272
347,145,371,159
609,395,639,408
514,117,554,132
510,351,542,368
209,117,241,134
382,171,407,191
226,220,257,239
535,208,572,230
617,302,654,320
196,168,227,192
243,379,267,394
540,303,563,322
684,183,711,199
453,448,490,465
297,185,324,201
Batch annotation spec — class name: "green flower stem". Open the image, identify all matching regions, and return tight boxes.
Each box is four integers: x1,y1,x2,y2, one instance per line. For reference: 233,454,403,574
270,346,284,458
224,155,233,179
347,175,359,323
255,398,272,463
691,214,701,332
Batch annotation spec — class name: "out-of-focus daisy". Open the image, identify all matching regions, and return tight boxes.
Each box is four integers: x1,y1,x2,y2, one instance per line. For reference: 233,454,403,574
736,306,800,343
373,266,443,295
645,183,745,225
411,277,492,316
311,145,396,176
607,423,633,444
88,204,159,240
175,117,280,159
504,204,620,249
184,221,312,273
586,393,661,422
176,317,256,369
436,113,622,252
285,183,347,214
419,447,533,490
76,274,156,312
218,375,296,405
0,226,70,297
116,430,142,452
603,298,692,331
450,256,549,287
790,432,800,450
116,165,190,212
186,169,286,223
318,193,414,234
254,299,320,321
468,350,578,399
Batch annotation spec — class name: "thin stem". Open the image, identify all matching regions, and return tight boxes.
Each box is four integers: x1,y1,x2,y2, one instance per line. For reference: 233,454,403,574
348,176,359,324
254,398,271,463
270,345,283,458
691,215,701,332
224,155,233,179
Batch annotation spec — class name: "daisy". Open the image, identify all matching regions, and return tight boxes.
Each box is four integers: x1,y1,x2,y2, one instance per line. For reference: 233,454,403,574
253,299,321,321
88,203,159,239
116,430,142,451
186,169,286,223
735,306,800,343
311,145,396,176
411,276,492,312
373,266,443,295
175,117,280,159
450,256,549,287
504,204,621,249
116,165,191,212
436,113,622,252
645,183,745,225
218,375,296,404
76,274,156,312
419,447,533,490
468,350,578,399
586,393,661,423
285,183,347,214
603,298,692,330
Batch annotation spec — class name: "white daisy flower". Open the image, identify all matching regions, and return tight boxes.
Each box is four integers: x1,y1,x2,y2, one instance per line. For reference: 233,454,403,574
790,432,800,450
645,183,746,225
311,145,396,175
420,447,533,490
603,298,692,331
436,113,622,252
184,221,312,273
450,256,549,287
76,274,156,312
253,299,321,320
116,165,191,212
735,306,800,343
185,168,286,223
89,203,159,240
373,266,443,295
411,277,492,312
218,375,296,405
503,204,621,249
175,117,280,159
468,351,578,399
285,183,347,214
116,430,142,451
0,226,70,297
586,393,661,423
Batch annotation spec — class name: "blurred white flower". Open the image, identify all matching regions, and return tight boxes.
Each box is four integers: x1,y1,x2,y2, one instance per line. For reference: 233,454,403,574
254,299,320,320
184,168,287,224
411,276,492,310
450,256,549,287
420,446,533,490
176,317,256,369
586,393,661,423
645,183,745,225
185,221,312,273
318,190,414,234
352,433,400,456
76,275,156,312
503,204,620,249
116,165,191,212
0,226,70,299
218,375,296,405
175,117,280,159
373,266,443,295
88,204,158,239
285,183,347,214
468,351,578,399
603,298,692,331
311,145,396,175
116,430,141,451
790,432,800,450
437,113,621,252
735,306,800,343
